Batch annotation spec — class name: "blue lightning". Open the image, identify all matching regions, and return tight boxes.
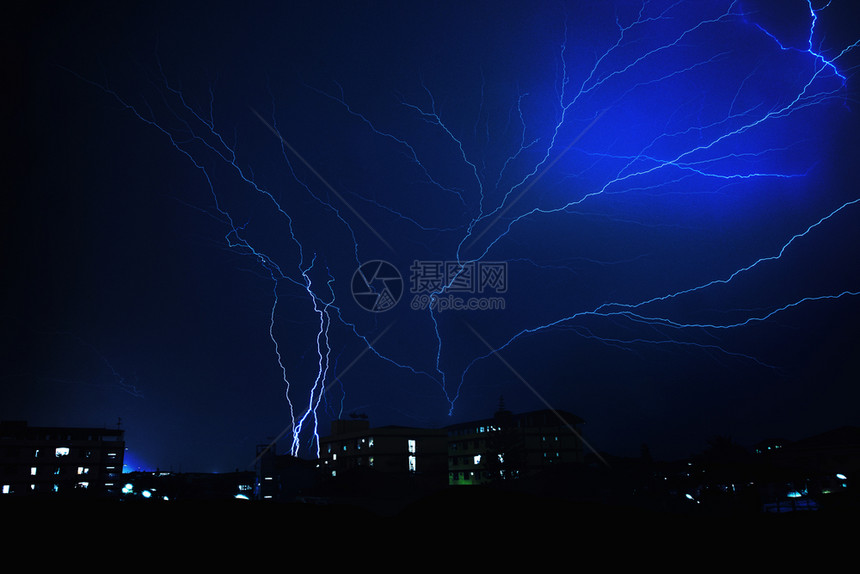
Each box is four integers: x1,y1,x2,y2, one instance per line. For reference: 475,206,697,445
72,0,858,456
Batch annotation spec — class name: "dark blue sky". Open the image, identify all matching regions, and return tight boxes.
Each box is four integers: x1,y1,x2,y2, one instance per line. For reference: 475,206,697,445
5,0,860,472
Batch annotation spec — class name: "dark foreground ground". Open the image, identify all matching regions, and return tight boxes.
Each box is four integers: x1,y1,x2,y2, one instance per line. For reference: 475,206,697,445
2,486,854,561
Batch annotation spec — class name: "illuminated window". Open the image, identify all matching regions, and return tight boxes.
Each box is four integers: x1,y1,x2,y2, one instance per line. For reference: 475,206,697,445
408,455,417,472
368,437,374,447
408,439,416,453
55,447,70,457
2,485,9,494
30,467,37,476
77,467,89,475
474,455,481,465
369,456,374,467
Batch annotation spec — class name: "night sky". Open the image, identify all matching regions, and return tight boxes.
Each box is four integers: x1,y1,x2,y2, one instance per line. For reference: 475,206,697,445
5,0,860,473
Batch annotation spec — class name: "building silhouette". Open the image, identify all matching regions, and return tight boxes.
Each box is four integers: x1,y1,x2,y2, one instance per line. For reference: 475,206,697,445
318,418,448,480
446,402,585,486
0,420,124,497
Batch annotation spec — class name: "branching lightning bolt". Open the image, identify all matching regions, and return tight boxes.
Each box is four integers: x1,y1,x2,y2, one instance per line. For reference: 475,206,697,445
72,0,858,456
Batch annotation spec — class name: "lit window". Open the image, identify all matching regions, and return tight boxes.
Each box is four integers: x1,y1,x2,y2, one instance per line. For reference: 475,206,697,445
55,447,70,457
368,437,374,447
474,455,481,465
408,439,416,453
369,456,374,467
30,467,37,476
332,453,337,461
77,482,89,489
408,455,417,472
77,467,89,475
2,485,9,494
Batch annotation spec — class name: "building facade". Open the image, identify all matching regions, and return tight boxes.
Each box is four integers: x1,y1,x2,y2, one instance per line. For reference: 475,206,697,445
316,406,586,489
318,419,448,480
0,421,125,497
446,406,585,486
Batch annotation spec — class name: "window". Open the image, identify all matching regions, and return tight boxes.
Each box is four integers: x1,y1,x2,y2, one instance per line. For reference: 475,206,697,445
30,467,37,476
474,455,481,465
408,455,417,472
55,447,70,457
408,439,416,453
